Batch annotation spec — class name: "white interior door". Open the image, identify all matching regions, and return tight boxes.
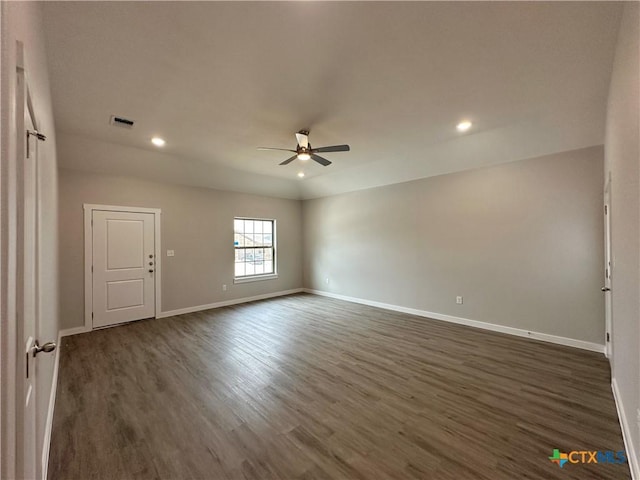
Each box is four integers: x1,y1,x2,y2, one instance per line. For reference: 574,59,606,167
603,181,613,360
18,77,38,480
92,210,156,328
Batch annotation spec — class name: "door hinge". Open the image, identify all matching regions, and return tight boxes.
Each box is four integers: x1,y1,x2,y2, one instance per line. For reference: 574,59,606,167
606,332,610,342
91,265,93,273
92,312,94,319
604,205,608,214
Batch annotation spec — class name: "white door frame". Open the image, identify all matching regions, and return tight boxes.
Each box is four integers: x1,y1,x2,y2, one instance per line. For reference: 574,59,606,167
83,204,162,331
603,176,613,360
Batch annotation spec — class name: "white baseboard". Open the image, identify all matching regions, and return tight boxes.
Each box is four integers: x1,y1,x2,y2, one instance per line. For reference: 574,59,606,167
59,326,90,337
41,331,62,480
304,289,605,354
157,288,304,318
612,378,639,479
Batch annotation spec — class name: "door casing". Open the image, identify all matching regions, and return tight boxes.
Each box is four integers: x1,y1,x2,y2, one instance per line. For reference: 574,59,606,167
83,204,162,331
603,177,613,360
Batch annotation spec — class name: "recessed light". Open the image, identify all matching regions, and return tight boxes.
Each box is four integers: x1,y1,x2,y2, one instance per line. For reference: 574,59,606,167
297,172,305,178
151,137,166,147
297,152,311,161
456,121,472,132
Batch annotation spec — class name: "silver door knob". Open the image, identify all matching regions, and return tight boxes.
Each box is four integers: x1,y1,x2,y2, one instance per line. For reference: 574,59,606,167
33,340,56,357
601,287,611,292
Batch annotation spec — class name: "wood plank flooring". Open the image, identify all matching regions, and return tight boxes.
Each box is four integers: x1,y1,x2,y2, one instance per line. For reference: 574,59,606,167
48,293,630,479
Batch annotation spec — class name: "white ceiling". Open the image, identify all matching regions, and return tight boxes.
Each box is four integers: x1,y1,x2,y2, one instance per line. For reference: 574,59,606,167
43,1,622,199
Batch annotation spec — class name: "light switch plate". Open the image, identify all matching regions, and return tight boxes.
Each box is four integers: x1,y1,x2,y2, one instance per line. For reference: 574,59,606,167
167,250,175,257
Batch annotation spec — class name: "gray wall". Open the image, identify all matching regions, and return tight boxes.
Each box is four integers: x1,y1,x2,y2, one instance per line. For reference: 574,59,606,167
604,2,639,470
1,2,59,477
303,146,604,344
59,169,303,330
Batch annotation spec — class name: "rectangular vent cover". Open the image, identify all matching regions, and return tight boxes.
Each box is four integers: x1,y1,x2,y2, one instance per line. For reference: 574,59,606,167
109,115,135,129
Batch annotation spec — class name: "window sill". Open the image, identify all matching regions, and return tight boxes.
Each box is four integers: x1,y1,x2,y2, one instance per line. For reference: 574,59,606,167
234,274,278,284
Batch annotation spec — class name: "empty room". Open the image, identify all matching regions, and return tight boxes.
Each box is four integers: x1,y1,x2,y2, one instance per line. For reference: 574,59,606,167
1,1,639,479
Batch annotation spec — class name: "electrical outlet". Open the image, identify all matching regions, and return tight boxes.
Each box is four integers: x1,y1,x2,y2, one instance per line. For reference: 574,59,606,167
456,296,463,305
167,249,175,257
325,277,330,285
222,284,227,292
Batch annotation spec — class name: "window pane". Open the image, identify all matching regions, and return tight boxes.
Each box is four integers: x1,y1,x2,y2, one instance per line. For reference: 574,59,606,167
245,220,254,234
254,262,264,275
235,249,245,262
245,262,255,276
235,263,245,277
264,248,272,261
234,219,244,233
264,260,273,274
263,233,272,246
254,222,263,234
234,233,243,247
263,221,272,234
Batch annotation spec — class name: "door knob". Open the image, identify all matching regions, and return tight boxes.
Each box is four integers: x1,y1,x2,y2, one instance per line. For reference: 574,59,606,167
149,269,154,273
601,287,611,292
33,340,56,357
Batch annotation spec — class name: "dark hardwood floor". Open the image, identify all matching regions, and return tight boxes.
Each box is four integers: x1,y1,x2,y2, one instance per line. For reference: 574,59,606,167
49,293,630,479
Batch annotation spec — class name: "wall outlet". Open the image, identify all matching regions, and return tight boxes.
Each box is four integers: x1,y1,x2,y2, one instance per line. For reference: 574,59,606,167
456,296,463,305
325,277,330,285
167,249,175,257
222,284,227,292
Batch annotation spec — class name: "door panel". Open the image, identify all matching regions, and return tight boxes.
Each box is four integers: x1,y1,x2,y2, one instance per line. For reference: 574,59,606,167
107,219,144,269
92,211,155,328
107,279,144,309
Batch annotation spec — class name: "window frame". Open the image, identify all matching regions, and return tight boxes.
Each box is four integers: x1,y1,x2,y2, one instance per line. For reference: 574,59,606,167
233,217,278,284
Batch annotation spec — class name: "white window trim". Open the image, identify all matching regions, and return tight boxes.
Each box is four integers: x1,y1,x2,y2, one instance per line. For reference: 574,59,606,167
234,273,279,284
233,217,277,282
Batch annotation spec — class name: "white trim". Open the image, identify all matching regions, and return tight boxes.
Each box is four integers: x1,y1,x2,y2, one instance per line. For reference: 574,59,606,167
83,204,162,215
83,204,162,331
156,288,303,318
83,207,92,331
612,378,639,480
304,289,605,354
41,331,61,480
59,326,90,338
234,274,278,284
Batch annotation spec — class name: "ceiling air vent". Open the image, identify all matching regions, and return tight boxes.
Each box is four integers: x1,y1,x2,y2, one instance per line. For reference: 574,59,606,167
109,115,135,129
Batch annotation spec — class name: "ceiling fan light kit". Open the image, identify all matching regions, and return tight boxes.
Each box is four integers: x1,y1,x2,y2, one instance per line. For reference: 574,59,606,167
258,130,350,167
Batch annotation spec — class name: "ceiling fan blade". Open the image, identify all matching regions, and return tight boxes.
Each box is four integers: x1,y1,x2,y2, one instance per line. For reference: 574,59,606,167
311,153,332,166
311,144,350,153
257,147,297,152
295,132,308,149
279,155,298,165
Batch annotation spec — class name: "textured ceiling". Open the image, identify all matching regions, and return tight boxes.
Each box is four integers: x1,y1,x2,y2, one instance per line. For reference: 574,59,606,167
43,2,622,199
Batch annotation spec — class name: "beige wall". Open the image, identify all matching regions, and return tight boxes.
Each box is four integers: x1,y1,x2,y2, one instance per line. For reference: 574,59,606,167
604,2,640,473
58,169,303,330
1,2,59,477
303,146,604,344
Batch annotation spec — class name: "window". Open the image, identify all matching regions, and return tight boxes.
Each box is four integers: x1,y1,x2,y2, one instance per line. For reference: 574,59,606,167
234,218,276,281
